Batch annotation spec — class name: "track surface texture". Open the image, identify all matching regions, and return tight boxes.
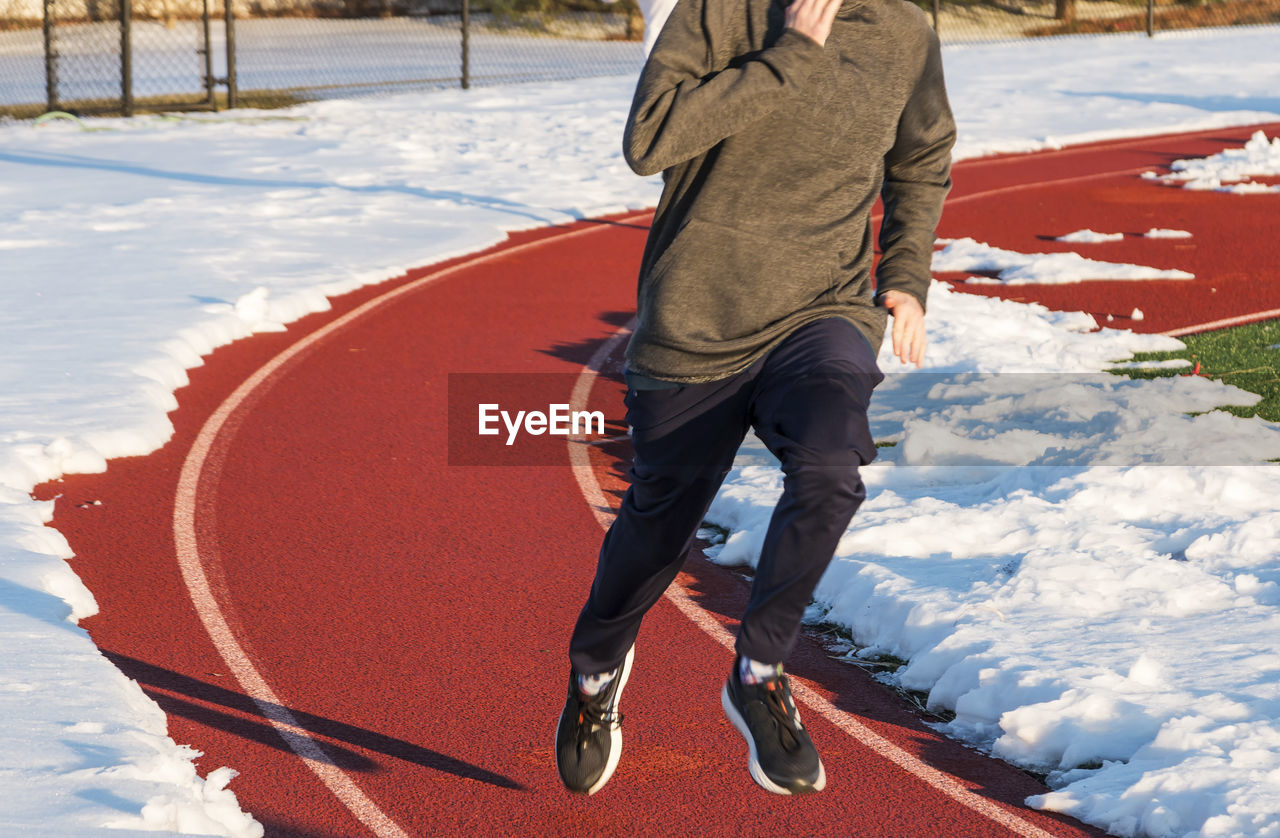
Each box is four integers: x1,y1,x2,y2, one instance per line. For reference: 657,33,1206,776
38,123,1278,837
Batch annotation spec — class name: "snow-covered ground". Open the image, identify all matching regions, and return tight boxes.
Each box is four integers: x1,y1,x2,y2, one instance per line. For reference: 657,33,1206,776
1,23,1279,838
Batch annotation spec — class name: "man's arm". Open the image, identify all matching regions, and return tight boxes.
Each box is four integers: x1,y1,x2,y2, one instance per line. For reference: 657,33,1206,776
876,30,956,367
623,0,840,176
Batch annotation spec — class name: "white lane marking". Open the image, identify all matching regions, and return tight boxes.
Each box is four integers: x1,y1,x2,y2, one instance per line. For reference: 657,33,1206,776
567,329,1062,838
1161,308,1280,336
944,165,1154,207
172,214,653,837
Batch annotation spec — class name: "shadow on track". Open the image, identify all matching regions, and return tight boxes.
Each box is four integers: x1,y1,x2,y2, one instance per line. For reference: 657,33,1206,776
103,651,527,791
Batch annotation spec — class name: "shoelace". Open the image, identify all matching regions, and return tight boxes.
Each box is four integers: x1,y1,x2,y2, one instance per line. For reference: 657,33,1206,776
575,690,623,750
761,679,802,752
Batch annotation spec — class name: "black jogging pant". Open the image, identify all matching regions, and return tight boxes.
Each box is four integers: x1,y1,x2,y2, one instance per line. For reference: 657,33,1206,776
568,316,883,675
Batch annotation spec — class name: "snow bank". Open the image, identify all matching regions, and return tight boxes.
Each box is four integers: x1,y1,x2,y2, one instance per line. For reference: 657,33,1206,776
934,238,1194,284
1144,130,1280,193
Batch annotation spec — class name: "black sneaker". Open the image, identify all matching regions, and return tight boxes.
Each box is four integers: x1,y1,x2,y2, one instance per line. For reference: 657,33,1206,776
721,658,826,795
555,645,635,795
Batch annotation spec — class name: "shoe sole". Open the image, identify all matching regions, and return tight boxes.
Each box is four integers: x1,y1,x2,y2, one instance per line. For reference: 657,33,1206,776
721,681,827,796
556,644,635,796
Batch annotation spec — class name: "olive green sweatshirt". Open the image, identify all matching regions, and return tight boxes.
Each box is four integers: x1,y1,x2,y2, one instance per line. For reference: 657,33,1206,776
622,0,955,383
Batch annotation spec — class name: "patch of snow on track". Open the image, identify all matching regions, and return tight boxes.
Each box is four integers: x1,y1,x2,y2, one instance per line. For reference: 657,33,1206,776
1144,130,1280,193
933,238,1194,284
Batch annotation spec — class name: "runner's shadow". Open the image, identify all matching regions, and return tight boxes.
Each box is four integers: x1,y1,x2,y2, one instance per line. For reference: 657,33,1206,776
579,217,652,231
539,309,636,367
102,651,526,791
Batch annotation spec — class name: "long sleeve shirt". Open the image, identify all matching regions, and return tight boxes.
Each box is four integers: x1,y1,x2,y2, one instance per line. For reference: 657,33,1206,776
622,0,956,383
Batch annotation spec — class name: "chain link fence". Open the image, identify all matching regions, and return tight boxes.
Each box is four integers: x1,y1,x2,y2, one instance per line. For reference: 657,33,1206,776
1,0,219,116
927,0,1280,40
228,0,643,105
3,0,1277,118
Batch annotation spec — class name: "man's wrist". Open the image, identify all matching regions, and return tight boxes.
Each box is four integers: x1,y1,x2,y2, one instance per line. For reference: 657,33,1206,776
875,285,927,312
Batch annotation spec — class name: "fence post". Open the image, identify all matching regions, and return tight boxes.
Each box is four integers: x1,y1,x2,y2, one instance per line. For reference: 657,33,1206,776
1146,0,1154,36
42,0,58,112
203,0,216,108
225,0,238,108
121,0,133,116
461,0,470,90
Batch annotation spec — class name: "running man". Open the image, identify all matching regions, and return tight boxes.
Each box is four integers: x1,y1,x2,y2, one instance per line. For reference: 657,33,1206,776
556,0,955,796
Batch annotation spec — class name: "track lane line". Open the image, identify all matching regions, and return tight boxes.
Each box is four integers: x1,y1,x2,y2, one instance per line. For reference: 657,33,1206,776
1161,308,1280,336
946,165,1155,206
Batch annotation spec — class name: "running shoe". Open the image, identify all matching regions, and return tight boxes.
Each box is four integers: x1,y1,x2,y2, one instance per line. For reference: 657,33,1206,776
721,657,826,794
555,645,635,795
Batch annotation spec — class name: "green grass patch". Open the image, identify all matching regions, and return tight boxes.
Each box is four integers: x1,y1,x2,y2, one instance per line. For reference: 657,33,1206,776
1114,319,1280,422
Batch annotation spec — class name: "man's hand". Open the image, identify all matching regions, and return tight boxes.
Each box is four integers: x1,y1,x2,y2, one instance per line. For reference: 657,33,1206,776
880,290,926,368
785,0,841,46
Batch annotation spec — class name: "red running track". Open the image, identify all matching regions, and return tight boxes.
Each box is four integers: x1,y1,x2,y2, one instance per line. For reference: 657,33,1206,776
36,123,1279,837
937,122,1280,335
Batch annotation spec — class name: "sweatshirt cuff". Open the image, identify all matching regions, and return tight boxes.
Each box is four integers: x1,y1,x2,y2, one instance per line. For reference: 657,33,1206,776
874,280,930,313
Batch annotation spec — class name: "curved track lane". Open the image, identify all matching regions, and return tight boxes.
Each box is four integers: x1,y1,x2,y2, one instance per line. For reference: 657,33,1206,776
39,124,1280,837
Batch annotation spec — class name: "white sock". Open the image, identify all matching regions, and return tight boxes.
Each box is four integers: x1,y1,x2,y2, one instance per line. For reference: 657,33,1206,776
577,668,617,696
739,656,782,685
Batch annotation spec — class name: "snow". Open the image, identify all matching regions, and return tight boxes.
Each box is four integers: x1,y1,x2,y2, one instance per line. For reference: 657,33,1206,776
1,22,1279,838
1106,359,1194,371
941,28,1280,161
934,237,1195,284
1144,129,1280,193
1057,229,1125,243
1145,228,1194,239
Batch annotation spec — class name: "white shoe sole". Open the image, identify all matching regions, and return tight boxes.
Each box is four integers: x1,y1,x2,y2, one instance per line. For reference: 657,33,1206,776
721,681,826,796
556,644,635,796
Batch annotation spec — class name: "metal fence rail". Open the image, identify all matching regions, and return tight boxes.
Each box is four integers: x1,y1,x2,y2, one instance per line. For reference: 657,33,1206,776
928,0,1280,39
2,0,1277,118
